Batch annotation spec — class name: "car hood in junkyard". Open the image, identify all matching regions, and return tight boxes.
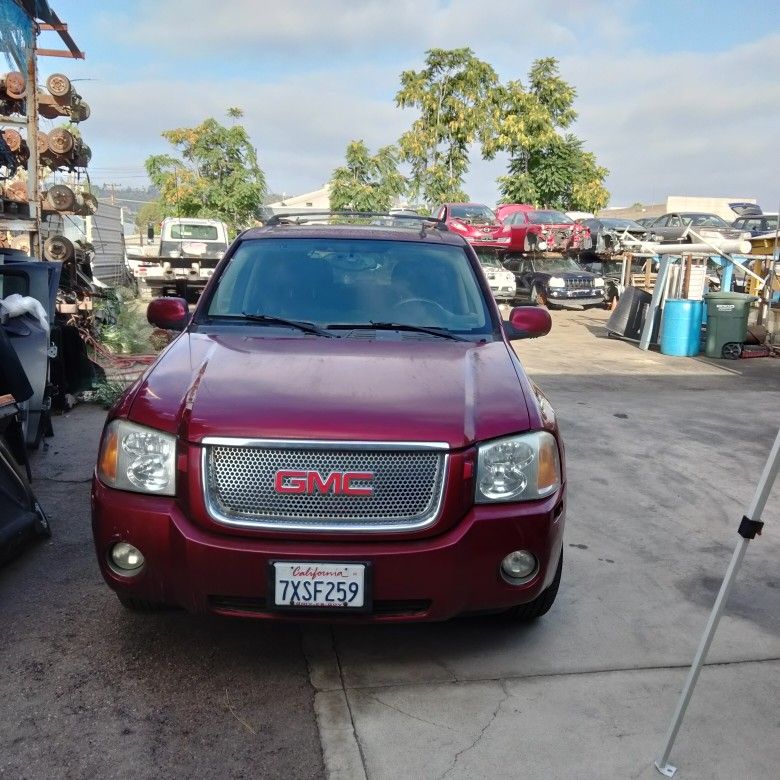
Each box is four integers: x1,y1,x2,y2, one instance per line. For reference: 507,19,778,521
128,331,533,448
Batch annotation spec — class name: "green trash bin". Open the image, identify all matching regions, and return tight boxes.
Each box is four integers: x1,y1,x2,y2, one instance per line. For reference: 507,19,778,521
703,292,758,359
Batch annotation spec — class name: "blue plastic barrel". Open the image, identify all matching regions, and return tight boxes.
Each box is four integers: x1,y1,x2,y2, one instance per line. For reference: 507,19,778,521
660,299,704,356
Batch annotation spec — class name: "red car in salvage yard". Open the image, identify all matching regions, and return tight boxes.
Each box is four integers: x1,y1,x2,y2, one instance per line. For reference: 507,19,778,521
435,202,508,248
92,213,566,623
498,208,590,254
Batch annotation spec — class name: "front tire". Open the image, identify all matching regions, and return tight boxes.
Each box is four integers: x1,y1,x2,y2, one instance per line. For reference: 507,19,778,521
503,551,562,621
530,284,550,309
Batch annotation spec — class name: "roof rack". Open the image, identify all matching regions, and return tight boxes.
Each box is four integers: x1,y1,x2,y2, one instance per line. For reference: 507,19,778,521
263,210,449,231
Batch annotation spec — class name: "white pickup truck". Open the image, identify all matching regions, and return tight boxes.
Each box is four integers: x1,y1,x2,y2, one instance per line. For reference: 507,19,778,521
128,217,229,300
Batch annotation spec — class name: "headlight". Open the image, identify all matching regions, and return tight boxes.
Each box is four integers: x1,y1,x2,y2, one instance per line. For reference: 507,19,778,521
475,431,561,503
594,277,605,287
548,276,565,288
97,420,177,496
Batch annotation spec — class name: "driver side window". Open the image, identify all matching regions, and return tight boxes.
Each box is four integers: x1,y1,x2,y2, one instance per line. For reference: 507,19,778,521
667,215,682,227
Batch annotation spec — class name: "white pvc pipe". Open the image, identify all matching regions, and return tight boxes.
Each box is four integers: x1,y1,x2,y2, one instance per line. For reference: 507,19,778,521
636,240,752,256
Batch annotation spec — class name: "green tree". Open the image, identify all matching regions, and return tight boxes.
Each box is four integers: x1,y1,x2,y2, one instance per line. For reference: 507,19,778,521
144,110,266,233
330,140,406,212
396,48,498,208
485,58,609,211
134,199,166,232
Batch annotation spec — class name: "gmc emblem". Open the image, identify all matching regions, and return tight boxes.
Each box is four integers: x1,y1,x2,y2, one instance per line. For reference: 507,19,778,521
274,470,374,496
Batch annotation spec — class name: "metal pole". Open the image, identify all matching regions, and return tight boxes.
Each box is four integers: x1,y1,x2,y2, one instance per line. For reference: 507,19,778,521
639,256,669,350
25,31,41,259
654,428,780,777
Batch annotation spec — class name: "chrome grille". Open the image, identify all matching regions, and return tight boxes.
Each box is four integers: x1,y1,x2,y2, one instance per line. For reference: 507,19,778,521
565,276,593,290
203,440,447,531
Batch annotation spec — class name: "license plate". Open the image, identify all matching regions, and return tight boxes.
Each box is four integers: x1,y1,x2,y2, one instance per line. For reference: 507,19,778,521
271,562,368,610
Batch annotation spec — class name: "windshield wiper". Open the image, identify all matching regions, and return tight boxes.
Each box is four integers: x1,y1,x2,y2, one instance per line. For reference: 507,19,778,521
240,312,334,337
326,322,468,342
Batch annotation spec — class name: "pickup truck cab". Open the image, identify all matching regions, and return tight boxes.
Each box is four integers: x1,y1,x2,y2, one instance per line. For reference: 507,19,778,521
92,216,566,623
132,217,229,300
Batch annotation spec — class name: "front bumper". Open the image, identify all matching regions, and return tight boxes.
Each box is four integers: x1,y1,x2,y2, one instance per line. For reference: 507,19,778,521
489,285,516,301
547,289,604,308
91,479,566,623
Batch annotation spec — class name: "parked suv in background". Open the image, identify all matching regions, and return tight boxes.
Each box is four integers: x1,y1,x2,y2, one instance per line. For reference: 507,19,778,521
503,254,606,309
92,214,566,623
475,249,516,302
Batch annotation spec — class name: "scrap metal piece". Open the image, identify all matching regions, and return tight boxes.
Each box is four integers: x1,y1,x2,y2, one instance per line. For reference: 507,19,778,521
45,184,76,212
1,128,22,153
4,71,25,99
46,72,71,98
37,130,49,155
47,127,75,155
43,235,75,262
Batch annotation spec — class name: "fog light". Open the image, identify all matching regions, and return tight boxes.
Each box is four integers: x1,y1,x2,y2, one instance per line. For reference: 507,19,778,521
110,542,145,573
501,550,537,581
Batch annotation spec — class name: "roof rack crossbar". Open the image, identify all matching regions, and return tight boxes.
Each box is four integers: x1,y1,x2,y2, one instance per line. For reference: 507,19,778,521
264,210,449,231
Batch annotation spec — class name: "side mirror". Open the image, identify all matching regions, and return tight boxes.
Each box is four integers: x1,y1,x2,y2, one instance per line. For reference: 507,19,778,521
504,305,552,340
147,222,155,241
147,297,189,331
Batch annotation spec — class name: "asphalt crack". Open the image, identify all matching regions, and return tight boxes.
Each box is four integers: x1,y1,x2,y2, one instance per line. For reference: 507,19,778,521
439,680,510,779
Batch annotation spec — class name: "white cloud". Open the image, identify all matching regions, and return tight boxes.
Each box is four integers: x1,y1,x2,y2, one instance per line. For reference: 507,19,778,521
107,0,616,59
563,34,780,206
58,3,778,210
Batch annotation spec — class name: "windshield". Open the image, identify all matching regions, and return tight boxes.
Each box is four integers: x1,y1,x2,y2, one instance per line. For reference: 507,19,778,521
601,219,645,230
476,252,503,269
170,223,220,240
684,214,729,228
449,204,496,223
528,211,573,225
206,238,493,336
536,257,583,273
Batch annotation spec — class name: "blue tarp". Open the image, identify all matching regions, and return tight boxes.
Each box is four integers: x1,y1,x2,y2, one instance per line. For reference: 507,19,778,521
0,0,34,71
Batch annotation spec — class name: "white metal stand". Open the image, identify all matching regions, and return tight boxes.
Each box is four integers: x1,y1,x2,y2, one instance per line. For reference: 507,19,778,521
654,428,780,776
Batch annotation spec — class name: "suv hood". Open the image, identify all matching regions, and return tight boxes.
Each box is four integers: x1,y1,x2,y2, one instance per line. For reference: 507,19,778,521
128,332,533,448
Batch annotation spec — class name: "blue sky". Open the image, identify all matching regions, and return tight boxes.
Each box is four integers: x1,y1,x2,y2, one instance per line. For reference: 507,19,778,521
39,0,780,208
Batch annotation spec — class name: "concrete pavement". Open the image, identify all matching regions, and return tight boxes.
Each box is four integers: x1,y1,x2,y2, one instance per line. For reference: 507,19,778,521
1,308,777,779
310,308,779,779
0,406,325,780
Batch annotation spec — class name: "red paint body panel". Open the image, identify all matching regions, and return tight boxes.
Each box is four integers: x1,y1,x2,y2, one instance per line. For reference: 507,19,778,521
92,478,565,622
128,335,534,447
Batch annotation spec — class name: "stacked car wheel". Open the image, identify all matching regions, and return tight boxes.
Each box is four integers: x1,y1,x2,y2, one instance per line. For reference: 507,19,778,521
1,69,93,260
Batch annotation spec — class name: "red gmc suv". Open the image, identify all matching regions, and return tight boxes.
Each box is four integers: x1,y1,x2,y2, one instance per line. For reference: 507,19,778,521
92,213,566,623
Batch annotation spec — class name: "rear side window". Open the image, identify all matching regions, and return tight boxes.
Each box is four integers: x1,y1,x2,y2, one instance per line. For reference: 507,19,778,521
169,224,219,240
207,238,493,336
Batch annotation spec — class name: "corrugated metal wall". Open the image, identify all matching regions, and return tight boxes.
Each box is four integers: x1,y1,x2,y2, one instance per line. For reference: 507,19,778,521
41,198,128,286
86,200,127,286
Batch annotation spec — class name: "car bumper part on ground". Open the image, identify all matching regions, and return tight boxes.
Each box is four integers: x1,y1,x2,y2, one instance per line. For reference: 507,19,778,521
91,478,566,623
